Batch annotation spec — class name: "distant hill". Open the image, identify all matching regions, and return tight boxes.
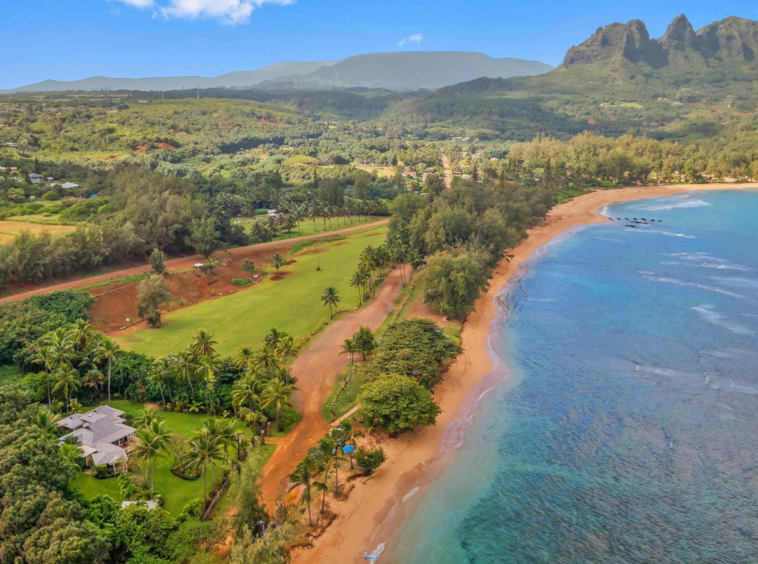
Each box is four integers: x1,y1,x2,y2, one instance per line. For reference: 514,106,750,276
387,15,758,141
2,52,551,94
260,52,552,90
2,62,333,93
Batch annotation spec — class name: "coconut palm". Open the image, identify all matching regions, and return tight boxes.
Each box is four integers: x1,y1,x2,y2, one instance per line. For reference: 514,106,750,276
98,337,120,403
191,329,218,360
253,346,280,374
275,335,297,378
350,271,365,304
82,369,104,392
231,373,263,413
34,407,59,433
338,418,363,469
30,345,56,406
134,407,161,429
312,435,338,512
321,287,340,319
46,328,75,369
69,319,95,349
263,328,284,351
150,357,174,405
59,442,81,464
269,253,286,271
198,354,219,412
340,338,359,400
288,457,320,525
233,345,256,373
133,419,172,492
53,367,81,415
260,378,293,431
173,351,198,400
185,427,226,500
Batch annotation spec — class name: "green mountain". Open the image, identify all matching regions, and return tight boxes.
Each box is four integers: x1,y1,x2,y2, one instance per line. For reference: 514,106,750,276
388,15,758,142
259,52,552,90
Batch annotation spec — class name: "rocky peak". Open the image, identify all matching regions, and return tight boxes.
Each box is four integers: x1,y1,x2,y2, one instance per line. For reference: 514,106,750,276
660,14,699,51
697,17,758,61
564,20,665,67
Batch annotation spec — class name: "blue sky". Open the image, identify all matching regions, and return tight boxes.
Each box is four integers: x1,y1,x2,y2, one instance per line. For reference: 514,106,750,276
2,0,756,88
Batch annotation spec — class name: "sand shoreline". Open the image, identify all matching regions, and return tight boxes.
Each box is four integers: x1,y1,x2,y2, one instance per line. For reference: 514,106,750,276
291,182,758,564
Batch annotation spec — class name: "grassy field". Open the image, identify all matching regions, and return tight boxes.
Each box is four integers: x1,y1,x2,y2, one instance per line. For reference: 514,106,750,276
117,226,387,357
0,364,23,387
72,400,254,516
0,220,76,244
232,215,382,242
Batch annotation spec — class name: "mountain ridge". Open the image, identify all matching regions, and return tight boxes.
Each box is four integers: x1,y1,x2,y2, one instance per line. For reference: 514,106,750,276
1,52,552,94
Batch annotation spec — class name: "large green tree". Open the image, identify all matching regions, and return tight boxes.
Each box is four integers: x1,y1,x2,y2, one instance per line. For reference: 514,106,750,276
358,373,441,435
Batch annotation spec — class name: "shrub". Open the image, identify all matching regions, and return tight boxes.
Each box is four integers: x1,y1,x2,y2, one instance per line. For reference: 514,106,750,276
41,190,60,201
358,373,441,435
354,447,386,474
232,278,251,287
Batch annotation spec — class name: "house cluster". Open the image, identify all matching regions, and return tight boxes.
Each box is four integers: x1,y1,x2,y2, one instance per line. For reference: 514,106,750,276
57,405,136,471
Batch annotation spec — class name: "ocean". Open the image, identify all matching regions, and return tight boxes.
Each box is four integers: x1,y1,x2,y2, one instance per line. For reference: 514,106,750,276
387,190,758,564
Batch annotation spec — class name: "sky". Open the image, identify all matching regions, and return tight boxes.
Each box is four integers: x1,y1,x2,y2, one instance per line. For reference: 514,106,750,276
1,0,756,89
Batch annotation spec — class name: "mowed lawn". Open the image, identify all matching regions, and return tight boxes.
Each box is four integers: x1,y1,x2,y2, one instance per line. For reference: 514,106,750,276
117,226,387,357
71,400,253,516
232,215,382,242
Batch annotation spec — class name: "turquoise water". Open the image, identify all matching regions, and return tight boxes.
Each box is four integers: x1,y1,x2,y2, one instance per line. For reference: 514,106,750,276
389,190,758,564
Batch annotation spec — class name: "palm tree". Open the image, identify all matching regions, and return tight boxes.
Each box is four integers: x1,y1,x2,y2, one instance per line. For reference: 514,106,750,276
338,419,362,470
191,329,218,360
350,271,365,304
198,354,219,412
53,367,81,415
260,378,293,431
59,442,81,464
231,373,263,413
133,419,172,493
269,253,286,271
321,287,340,319
340,338,359,400
99,337,120,403
185,427,226,500
313,435,338,512
134,407,161,429
82,369,104,392
69,319,95,350
263,328,284,351
150,357,174,405
233,345,256,373
173,351,198,400
30,345,56,406
275,335,297,378
288,457,319,525
34,407,59,433
253,346,280,374
47,328,75,369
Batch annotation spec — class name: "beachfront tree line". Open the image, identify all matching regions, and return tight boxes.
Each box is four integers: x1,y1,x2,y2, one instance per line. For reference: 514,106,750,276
494,132,758,187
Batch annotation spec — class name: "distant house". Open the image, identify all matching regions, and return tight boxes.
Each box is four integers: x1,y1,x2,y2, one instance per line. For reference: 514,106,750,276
29,173,43,184
47,177,54,181
402,171,417,178
267,209,278,216
61,182,80,190
121,501,159,511
57,405,136,469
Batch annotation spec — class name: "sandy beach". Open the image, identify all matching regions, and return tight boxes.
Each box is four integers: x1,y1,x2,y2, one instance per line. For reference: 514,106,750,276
290,182,758,564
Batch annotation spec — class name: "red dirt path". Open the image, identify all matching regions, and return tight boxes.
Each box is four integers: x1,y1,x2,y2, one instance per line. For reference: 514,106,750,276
258,265,408,510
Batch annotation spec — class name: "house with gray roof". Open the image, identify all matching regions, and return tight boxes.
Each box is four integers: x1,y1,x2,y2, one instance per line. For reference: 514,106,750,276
57,405,136,469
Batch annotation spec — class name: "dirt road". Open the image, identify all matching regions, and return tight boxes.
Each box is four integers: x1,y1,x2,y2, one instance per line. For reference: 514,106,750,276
441,150,452,189
258,265,408,510
0,219,388,305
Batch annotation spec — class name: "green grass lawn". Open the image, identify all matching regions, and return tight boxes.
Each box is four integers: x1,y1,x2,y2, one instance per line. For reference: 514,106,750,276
117,226,387,357
72,400,255,516
0,364,22,387
232,215,382,243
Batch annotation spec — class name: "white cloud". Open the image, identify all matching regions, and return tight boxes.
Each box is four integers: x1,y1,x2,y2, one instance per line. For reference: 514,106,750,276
113,0,154,8
111,0,294,24
398,33,423,47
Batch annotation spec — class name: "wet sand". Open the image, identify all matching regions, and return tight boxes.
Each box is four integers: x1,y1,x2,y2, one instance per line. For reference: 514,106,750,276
291,182,758,564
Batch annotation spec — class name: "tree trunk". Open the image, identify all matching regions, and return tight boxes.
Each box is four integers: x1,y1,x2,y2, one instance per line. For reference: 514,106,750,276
159,384,166,406
203,461,208,500
107,359,112,403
